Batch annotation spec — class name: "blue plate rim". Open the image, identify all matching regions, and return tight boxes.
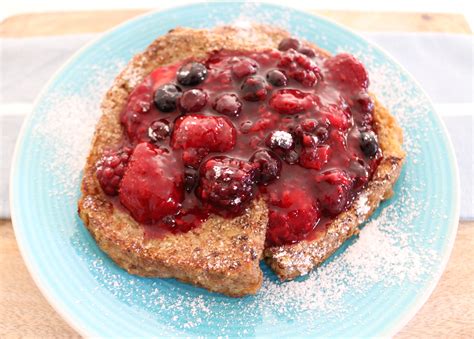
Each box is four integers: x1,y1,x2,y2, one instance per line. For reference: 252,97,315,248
9,3,461,337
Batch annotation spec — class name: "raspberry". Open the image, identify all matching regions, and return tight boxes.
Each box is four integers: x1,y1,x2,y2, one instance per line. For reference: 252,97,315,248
171,114,236,152
299,145,331,170
300,118,318,132
196,156,257,212
119,143,184,224
96,147,133,196
352,92,375,128
315,169,353,215
121,80,154,141
266,188,320,246
250,149,282,184
300,133,317,147
316,168,352,186
269,89,314,115
278,50,321,87
325,53,369,91
231,57,258,78
129,83,153,114
320,104,351,131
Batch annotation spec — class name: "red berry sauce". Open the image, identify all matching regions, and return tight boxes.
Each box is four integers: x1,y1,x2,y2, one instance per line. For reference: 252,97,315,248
96,40,382,246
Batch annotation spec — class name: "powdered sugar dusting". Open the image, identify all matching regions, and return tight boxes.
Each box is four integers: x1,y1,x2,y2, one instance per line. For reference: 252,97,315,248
32,18,448,335
33,63,124,198
356,193,370,217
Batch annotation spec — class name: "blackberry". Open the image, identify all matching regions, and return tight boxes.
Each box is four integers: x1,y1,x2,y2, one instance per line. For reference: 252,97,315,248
96,147,133,196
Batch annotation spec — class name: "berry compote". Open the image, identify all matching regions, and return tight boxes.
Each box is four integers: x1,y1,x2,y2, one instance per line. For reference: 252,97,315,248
96,38,382,246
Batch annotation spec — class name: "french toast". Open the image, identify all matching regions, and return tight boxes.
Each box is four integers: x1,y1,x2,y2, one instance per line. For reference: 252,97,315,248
78,24,404,296
264,98,405,280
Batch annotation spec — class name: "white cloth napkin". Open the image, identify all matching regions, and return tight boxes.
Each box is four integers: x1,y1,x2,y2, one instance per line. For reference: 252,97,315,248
1,32,472,219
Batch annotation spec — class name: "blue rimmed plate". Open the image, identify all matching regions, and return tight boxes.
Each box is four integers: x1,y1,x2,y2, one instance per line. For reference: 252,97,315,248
10,3,459,337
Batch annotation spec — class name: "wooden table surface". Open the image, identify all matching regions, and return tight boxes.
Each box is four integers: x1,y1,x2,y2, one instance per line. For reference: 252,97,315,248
0,9,472,338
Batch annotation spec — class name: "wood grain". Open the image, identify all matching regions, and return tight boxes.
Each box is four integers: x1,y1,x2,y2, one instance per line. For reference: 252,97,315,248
0,10,471,37
397,223,474,338
0,9,472,338
0,220,79,337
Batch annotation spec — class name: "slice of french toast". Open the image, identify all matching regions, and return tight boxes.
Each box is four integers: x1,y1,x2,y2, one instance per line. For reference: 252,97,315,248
264,97,405,280
79,25,287,296
78,24,404,296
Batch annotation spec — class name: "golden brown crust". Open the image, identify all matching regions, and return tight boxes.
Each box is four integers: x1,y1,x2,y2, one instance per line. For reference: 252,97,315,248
264,97,405,280
79,195,268,296
78,24,405,294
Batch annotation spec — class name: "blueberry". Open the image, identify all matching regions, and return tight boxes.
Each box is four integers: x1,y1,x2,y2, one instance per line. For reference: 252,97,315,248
315,126,329,143
241,76,269,102
360,131,379,158
154,84,182,112
283,150,299,165
148,119,170,142
213,94,242,117
298,47,316,58
278,37,301,51
265,131,299,164
177,62,208,86
250,149,282,184
266,70,288,87
184,168,197,193
266,130,295,150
